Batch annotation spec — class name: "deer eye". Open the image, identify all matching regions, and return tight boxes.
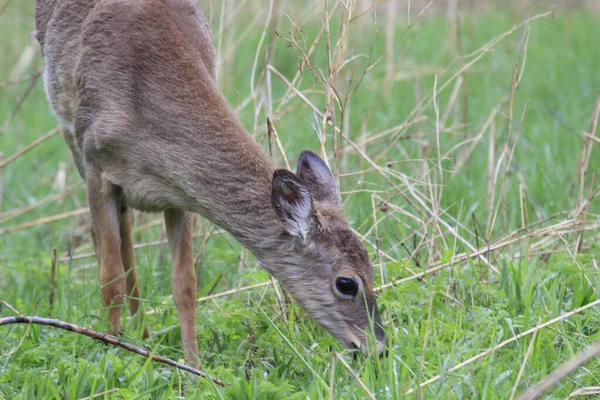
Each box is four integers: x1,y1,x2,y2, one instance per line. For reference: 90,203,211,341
334,276,361,299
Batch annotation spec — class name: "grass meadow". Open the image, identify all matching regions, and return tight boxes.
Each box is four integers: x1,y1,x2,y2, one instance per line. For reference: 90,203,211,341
1,0,600,398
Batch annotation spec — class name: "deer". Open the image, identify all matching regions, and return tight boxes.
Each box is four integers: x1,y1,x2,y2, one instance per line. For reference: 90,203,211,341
34,0,386,365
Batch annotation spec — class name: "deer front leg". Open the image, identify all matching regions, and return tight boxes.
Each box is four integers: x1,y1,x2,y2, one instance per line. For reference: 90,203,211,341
86,168,126,336
164,209,198,365
119,205,150,339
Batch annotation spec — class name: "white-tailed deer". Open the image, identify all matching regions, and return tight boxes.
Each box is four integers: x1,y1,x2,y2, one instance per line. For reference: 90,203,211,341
34,0,386,363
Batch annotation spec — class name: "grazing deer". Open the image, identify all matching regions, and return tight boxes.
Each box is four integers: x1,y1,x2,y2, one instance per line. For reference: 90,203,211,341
34,0,386,363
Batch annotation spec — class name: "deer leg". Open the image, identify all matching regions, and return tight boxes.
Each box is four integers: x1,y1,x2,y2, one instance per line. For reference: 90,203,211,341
119,205,150,339
86,168,126,336
164,209,198,365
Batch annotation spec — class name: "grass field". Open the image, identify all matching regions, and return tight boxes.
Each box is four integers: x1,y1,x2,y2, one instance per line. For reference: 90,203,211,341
1,0,600,398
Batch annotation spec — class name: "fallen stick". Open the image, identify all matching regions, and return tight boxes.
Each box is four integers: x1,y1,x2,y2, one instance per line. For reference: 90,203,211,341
0,316,225,386
517,339,600,400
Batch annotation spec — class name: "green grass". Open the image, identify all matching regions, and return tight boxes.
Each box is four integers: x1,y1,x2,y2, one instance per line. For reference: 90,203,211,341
2,1,600,399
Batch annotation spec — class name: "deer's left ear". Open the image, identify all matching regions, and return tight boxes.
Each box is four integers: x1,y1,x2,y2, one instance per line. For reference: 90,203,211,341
296,150,339,203
271,169,316,240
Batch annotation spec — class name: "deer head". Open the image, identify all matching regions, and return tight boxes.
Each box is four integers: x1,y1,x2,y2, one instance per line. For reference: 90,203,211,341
269,150,386,356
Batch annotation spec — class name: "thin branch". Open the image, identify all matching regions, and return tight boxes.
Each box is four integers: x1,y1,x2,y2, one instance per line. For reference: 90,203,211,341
0,316,225,386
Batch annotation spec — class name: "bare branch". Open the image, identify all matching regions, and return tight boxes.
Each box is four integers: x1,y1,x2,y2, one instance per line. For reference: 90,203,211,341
0,316,225,386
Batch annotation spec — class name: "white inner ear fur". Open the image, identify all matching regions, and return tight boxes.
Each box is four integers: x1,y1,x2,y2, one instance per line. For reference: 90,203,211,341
279,186,313,240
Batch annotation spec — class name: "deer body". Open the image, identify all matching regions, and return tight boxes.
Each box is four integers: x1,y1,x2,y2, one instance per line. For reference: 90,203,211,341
35,0,385,364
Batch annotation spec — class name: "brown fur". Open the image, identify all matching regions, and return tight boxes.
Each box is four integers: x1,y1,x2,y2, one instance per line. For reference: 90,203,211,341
35,0,385,364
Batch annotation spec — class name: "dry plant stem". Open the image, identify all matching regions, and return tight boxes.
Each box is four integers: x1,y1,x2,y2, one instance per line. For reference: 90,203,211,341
334,353,375,400
0,322,31,360
0,301,21,315
77,388,124,400
249,0,275,99
376,218,598,290
509,317,541,400
406,297,600,395
584,132,600,144
519,184,526,229
416,292,436,399
269,274,286,321
196,281,270,303
384,0,397,86
271,1,341,118
366,0,435,77
576,174,597,252
0,127,60,169
213,0,226,83
378,9,553,163
0,153,3,213
371,196,385,283
269,63,499,274
431,74,443,261
575,92,600,249
489,61,522,233
62,230,224,262
48,248,57,317
455,11,469,138
517,339,600,400
0,207,89,236
566,387,600,399
321,0,334,164
553,228,595,292
576,91,600,207
144,281,272,316
451,102,503,175
265,118,291,170
330,0,356,178
395,171,500,274
0,316,225,386
0,0,14,18
441,75,463,126
0,71,43,88
0,72,41,135
338,117,426,154
194,223,216,278
489,17,530,230
328,353,336,400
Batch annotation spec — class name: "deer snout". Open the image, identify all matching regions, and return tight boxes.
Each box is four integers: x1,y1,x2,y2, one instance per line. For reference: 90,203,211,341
375,329,388,358
345,325,387,357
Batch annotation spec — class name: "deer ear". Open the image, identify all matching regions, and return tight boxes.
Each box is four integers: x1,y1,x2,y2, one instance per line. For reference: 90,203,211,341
271,169,315,240
296,150,339,203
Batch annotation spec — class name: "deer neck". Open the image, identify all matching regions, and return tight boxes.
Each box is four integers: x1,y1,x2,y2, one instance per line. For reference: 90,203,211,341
170,109,291,270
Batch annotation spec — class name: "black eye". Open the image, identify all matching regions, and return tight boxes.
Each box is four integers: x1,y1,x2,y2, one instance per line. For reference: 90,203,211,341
335,277,359,297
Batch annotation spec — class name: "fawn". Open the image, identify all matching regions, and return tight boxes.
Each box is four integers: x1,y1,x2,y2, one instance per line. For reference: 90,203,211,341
34,0,386,364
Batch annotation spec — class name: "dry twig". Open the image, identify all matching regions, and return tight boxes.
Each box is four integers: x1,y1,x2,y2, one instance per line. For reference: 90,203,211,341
0,316,225,386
